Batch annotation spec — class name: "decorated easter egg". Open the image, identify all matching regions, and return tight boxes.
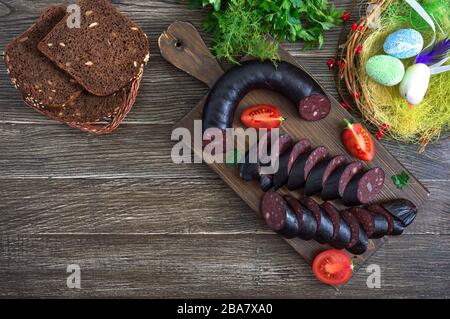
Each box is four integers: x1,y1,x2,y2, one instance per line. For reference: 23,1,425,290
399,63,431,105
383,29,424,59
365,55,405,86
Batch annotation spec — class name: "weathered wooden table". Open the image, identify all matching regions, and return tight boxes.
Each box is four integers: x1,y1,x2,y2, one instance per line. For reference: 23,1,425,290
0,0,448,298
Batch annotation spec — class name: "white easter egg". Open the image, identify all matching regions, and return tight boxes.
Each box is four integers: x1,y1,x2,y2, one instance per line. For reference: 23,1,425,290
399,63,431,105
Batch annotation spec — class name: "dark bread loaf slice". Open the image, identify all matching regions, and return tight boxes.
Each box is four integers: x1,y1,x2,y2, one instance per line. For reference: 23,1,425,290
23,83,131,123
61,85,130,123
5,6,83,108
38,0,150,97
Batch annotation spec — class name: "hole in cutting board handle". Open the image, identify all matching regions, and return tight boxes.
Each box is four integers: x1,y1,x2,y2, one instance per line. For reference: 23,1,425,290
174,39,183,49
158,21,224,88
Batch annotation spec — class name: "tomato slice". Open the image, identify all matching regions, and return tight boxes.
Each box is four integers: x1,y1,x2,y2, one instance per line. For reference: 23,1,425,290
312,249,353,285
241,104,286,129
341,119,375,162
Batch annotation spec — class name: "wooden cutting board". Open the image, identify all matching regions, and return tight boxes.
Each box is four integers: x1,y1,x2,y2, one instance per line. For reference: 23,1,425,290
158,22,429,272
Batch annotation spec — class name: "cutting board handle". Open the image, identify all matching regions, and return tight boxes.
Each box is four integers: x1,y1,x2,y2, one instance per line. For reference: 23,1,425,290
158,21,224,88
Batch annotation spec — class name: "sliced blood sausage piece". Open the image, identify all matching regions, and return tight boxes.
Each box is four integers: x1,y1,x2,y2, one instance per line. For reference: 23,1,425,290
239,163,259,181
260,133,293,169
367,204,394,235
351,207,375,239
391,219,405,236
305,155,347,196
341,209,369,255
241,132,289,190
239,131,271,181
367,204,404,236
287,139,311,174
300,197,334,244
338,162,365,197
350,207,375,238
351,207,388,239
287,150,312,190
270,133,293,158
287,147,329,191
285,196,317,240
371,214,389,238
381,199,417,227
321,202,352,249
304,146,329,179
340,210,360,249
322,155,347,186
342,167,385,205
259,133,293,188
261,191,285,230
321,162,364,200
321,202,339,242
298,94,331,121
260,191,300,238
273,146,294,190
369,204,403,235
259,174,273,192
239,148,259,181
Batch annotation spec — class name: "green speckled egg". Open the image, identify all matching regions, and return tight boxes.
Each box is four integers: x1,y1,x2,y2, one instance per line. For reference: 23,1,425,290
365,55,405,86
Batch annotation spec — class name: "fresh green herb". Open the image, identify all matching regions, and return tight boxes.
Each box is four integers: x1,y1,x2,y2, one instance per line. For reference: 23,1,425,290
391,171,410,190
187,0,343,63
225,148,242,168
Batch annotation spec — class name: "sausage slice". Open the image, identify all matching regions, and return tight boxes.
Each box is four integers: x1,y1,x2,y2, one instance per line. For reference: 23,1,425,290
298,94,331,121
260,191,300,238
321,162,364,200
300,197,334,244
285,196,317,240
305,155,347,196
287,146,329,191
342,167,385,205
341,209,369,255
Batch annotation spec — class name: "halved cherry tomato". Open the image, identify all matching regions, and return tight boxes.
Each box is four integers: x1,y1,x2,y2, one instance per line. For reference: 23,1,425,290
341,118,375,162
312,249,353,286
241,104,286,129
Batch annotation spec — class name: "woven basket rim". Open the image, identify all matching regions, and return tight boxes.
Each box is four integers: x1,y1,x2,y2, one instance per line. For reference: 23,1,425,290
22,74,142,135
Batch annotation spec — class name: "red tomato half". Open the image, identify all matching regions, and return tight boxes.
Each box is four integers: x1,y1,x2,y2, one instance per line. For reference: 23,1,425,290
341,119,375,162
241,104,286,129
312,249,353,286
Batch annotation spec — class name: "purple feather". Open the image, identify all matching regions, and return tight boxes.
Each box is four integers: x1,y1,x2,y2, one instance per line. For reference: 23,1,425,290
416,38,450,65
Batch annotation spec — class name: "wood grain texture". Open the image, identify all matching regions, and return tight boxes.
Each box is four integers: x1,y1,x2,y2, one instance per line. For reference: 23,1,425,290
0,0,448,298
0,234,449,298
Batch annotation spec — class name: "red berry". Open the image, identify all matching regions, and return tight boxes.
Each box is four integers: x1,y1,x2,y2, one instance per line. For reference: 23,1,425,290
376,128,384,141
340,100,350,110
351,22,358,32
341,11,350,23
358,25,364,31
327,59,335,70
338,60,346,71
356,45,363,55
351,91,360,99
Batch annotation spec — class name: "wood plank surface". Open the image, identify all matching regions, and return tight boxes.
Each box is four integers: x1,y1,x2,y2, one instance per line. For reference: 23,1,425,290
0,234,448,298
0,0,448,298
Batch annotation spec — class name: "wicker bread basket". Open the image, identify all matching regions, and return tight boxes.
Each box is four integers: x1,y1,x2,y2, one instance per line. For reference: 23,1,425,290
22,75,142,134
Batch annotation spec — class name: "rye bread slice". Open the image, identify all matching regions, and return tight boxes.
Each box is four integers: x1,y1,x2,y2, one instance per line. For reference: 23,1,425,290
38,0,150,97
24,84,131,124
5,6,83,108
